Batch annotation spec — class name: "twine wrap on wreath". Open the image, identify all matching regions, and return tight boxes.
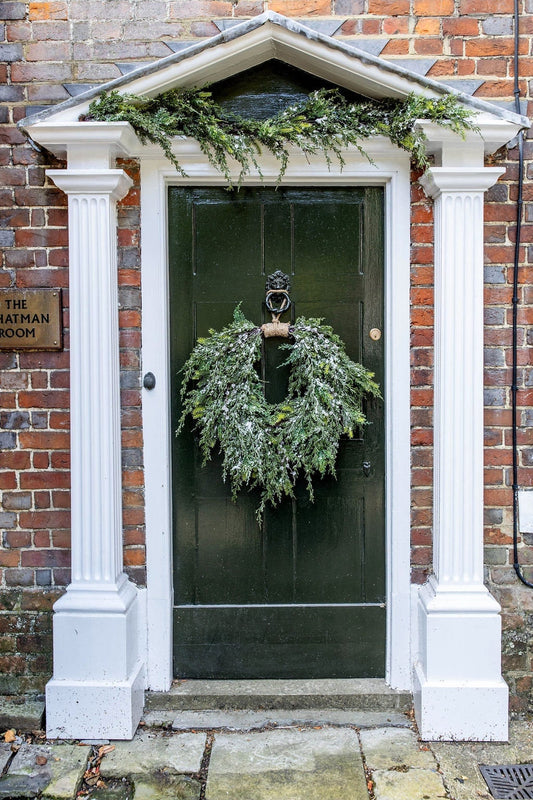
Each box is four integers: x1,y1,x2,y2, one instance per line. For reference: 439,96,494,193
177,306,381,522
261,319,291,338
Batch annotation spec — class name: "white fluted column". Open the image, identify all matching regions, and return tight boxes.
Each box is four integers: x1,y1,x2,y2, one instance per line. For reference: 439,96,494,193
45,169,144,740
414,166,509,741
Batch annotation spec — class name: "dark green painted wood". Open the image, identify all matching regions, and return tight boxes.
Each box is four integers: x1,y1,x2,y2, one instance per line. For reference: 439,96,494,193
169,185,385,678
173,605,385,679
209,60,365,119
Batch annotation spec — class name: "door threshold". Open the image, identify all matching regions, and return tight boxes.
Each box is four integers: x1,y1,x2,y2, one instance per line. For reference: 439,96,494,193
145,678,412,713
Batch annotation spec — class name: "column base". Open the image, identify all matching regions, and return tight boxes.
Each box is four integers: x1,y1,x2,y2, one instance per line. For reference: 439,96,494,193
46,576,146,739
413,576,509,741
414,663,508,741
46,662,145,740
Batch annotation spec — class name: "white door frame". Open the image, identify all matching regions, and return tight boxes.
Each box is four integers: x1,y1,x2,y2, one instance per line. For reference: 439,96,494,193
140,140,413,692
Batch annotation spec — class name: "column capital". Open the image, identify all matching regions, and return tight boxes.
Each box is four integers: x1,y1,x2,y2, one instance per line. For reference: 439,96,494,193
46,169,133,200
420,166,505,198
416,118,524,167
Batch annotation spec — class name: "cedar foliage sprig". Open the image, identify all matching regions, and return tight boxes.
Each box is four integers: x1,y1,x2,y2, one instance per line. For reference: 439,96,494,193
87,87,477,186
177,307,381,521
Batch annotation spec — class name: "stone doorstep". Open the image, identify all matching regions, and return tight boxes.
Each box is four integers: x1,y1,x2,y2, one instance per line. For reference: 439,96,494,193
144,678,413,713
144,708,412,731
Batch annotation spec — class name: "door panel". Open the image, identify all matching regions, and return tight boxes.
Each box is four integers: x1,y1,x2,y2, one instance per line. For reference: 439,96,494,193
169,186,385,678
173,605,385,680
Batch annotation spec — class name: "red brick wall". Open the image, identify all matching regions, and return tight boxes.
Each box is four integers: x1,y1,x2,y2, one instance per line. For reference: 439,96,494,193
1,0,532,707
484,139,533,714
409,166,435,585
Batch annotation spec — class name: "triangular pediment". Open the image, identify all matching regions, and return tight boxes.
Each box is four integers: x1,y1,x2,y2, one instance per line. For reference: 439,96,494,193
22,11,527,131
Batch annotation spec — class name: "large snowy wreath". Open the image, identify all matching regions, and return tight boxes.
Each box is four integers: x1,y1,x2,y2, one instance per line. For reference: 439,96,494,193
178,307,381,520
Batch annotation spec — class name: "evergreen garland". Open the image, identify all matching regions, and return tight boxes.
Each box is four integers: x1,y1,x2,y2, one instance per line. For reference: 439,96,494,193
87,86,476,186
177,307,381,521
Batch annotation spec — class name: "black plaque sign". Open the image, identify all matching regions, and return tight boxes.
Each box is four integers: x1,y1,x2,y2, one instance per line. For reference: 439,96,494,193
0,289,62,350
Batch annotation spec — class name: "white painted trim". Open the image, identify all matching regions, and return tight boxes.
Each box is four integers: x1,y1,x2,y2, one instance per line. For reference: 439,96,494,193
25,122,139,164
141,142,413,692
518,490,533,534
141,161,174,690
384,163,412,691
417,119,525,160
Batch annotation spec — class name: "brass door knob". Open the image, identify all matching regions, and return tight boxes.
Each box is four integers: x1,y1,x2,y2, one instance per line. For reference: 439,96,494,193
369,328,382,341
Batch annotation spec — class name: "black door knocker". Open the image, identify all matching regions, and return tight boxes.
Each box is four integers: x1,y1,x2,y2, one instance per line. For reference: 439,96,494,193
262,270,292,338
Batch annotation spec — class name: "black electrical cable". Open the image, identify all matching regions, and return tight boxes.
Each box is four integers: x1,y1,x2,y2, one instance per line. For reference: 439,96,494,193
511,0,533,587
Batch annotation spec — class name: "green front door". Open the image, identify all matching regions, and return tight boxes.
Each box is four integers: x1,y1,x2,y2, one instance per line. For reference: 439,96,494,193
169,185,385,679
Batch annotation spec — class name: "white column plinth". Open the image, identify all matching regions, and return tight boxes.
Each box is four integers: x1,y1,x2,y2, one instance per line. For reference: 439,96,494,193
45,170,144,740
414,167,509,741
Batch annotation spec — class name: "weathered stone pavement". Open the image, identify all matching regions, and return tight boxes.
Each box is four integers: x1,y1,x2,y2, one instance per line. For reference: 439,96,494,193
205,727,368,800
1,716,533,799
98,731,205,800
0,743,89,800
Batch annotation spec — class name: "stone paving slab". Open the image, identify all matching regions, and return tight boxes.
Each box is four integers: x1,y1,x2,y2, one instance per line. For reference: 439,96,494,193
168,709,410,731
0,743,89,800
371,768,447,800
205,727,368,800
87,779,134,800
133,774,202,799
430,720,533,800
429,744,491,800
100,731,206,778
0,744,11,773
360,727,436,770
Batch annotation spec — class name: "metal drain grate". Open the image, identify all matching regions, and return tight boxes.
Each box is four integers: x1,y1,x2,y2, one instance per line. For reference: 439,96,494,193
479,764,533,799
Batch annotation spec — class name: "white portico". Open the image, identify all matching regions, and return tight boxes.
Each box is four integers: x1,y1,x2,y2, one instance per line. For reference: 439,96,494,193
20,12,528,741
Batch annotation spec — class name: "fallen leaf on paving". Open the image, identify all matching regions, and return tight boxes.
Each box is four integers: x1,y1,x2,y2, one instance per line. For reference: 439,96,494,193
35,755,48,766
98,744,115,756
3,729,16,743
